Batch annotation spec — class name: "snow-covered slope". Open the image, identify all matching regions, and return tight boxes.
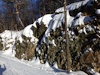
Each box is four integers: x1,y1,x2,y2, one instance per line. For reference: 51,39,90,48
0,52,88,75
0,0,98,58
55,0,96,13
0,24,38,57
0,0,100,75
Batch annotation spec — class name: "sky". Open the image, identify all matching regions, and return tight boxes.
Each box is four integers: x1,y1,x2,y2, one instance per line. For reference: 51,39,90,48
0,0,37,13
0,0,3,5
0,1,3,11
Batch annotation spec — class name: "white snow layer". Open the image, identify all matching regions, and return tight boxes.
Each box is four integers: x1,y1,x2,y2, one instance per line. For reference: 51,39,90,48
36,14,53,27
55,0,93,13
22,24,38,43
93,72,100,75
0,24,38,56
72,14,91,27
0,30,23,51
0,53,88,75
43,10,74,40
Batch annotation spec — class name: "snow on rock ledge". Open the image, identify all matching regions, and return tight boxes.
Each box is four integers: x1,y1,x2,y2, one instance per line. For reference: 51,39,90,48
22,24,38,44
55,0,94,13
36,14,53,27
0,24,39,57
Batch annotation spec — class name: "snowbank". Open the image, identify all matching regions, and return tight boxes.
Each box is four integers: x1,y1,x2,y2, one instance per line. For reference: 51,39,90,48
0,24,38,57
22,24,38,43
36,14,53,27
55,0,94,13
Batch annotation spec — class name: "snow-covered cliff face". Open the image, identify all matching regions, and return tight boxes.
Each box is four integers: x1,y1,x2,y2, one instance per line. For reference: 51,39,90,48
0,0,100,74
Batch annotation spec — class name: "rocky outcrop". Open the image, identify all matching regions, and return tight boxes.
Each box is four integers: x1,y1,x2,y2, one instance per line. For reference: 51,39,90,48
0,0,100,74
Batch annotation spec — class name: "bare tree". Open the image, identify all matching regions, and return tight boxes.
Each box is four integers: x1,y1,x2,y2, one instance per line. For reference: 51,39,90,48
15,0,24,28
64,0,71,72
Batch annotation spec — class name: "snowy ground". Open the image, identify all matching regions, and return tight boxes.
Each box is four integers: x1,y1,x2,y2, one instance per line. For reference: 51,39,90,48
0,52,88,75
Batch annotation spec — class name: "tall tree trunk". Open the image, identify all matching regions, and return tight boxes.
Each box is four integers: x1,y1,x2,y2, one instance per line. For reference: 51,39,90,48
64,0,71,72
15,0,24,28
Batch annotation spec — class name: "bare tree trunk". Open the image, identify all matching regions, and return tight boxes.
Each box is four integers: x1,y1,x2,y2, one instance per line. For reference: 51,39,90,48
64,0,71,72
43,0,46,15
15,0,24,28
16,13,24,28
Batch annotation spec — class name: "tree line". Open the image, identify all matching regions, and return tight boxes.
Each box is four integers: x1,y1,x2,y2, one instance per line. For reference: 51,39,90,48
0,0,82,32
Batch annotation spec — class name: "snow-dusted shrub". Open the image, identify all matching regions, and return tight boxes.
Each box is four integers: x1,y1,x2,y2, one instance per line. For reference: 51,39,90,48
31,22,47,39
38,16,100,72
15,35,37,60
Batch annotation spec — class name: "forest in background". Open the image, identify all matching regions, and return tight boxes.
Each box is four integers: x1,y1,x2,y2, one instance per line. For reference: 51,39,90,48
0,0,82,32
